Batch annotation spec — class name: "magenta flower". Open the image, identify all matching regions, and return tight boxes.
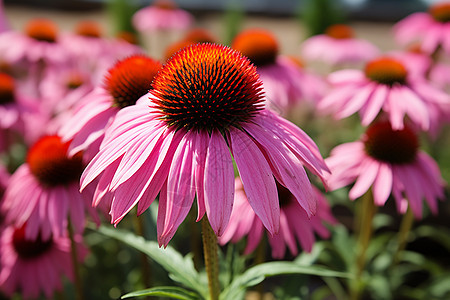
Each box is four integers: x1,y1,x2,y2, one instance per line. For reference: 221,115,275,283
81,43,329,246
319,56,450,131
1,135,99,241
0,18,71,65
0,72,49,150
219,178,336,259
0,224,85,299
393,2,450,55
325,121,445,218
59,54,162,159
231,28,328,115
132,0,194,32
301,24,379,66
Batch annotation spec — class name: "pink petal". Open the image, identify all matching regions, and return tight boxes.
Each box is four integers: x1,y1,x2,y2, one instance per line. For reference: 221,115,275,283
230,128,279,235
193,131,209,221
349,158,380,200
360,84,389,126
372,163,393,206
204,130,235,236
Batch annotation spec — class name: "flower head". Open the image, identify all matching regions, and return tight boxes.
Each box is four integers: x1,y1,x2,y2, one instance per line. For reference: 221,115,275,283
59,54,162,158
394,2,450,54
301,23,379,66
219,178,336,259
0,224,85,299
232,29,328,114
81,43,329,246
325,120,445,218
319,55,450,131
1,135,99,240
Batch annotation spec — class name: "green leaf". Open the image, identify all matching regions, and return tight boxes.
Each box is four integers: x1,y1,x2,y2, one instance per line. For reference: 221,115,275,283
121,286,201,299
221,261,350,300
95,225,208,298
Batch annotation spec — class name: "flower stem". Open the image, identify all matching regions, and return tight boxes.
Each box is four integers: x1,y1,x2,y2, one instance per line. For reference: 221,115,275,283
68,224,85,300
134,215,152,289
201,216,220,300
393,207,414,265
350,190,376,300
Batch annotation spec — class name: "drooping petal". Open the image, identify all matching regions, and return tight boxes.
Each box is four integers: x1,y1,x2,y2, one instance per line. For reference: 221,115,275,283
230,128,279,235
204,130,234,236
372,163,393,206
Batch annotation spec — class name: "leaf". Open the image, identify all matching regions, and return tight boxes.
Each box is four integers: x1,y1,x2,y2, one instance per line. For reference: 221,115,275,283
95,225,208,298
121,286,201,299
221,261,351,300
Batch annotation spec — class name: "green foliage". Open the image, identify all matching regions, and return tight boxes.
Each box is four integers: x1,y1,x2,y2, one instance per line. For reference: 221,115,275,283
298,0,346,37
122,286,201,300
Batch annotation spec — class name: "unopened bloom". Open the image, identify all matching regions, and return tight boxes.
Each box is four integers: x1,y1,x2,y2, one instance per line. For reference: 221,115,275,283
219,178,336,259
301,24,379,66
81,43,329,246
232,28,327,115
394,2,450,55
1,135,99,240
319,56,450,131
325,120,445,218
0,224,85,299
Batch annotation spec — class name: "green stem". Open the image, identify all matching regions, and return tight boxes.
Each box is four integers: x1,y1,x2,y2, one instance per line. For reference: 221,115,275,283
393,207,414,265
201,216,220,300
134,215,152,289
350,191,376,300
68,224,85,300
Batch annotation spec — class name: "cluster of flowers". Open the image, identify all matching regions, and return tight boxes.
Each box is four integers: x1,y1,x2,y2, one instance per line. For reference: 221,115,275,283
0,0,448,298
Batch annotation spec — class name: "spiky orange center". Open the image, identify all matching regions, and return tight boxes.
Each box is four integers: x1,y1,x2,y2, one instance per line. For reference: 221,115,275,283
13,225,53,260
67,72,84,90
325,24,354,39
365,57,407,85
25,19,58,43
184,28,216,44
0,73,14,105
154,0,177,10
363,121,418,164
75,20,102,38
429,3,450,23
116,31,138,44
105,55,162,109
152,43,264,132
164,39,194,61
232,29,279,66
27,135,84,187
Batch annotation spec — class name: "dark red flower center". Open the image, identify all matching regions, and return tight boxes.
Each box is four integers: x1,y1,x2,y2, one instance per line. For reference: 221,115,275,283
232,29,279,66
105,55,162,109
363,121,418,164
25,19,58,43
75,20,102,38
27,135,84,186
429,3,450,23
12,225,53,260
365,57,408,85
0,73,15,105
325,24,354,39
152,43,265,132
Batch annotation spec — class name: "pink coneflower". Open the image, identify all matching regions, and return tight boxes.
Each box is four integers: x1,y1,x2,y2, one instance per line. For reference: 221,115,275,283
39,66,95,115
301,24,379,67
80,43,329,246
319,56,450,131
1,135,99,241
59,54,162,159
132,0,194,32
0,224,84,299
219,178,336,259
325,121,445,218
232,29,327,115
0,72,48,150
393,2,450,55
0,18,70,65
